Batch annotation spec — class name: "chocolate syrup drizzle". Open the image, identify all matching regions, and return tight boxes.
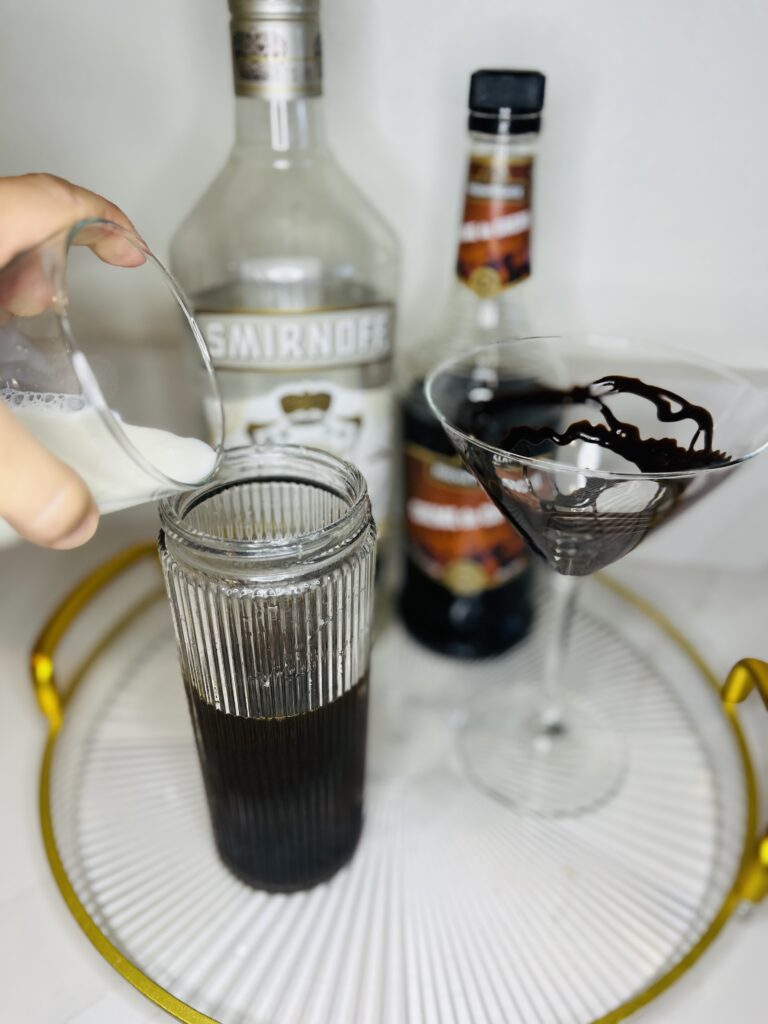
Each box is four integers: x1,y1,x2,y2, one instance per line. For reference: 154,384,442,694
459,374,732,575
482,376,731,473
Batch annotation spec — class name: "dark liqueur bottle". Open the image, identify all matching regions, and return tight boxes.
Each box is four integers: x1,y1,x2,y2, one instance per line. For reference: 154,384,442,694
399,69,546,658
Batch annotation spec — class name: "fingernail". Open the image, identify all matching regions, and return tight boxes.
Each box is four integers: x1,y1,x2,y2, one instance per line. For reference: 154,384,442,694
50,506,100,550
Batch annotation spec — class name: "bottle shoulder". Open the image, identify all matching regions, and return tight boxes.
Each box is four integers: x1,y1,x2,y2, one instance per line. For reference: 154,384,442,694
172,150,397,255
400,283,532,385
170,148,398,296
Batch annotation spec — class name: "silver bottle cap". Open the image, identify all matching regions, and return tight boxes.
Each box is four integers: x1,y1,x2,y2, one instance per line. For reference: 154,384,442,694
229,1,320,17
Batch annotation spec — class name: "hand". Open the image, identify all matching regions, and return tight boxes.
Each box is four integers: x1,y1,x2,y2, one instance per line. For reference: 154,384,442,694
0,173,139,549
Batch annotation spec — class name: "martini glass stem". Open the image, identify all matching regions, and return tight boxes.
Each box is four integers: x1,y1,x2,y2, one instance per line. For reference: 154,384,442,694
540,573,579,736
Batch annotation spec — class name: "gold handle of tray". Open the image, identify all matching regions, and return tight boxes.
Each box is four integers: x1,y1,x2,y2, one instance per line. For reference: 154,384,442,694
30,542,158,732
723,658,768,902
723,658,768,709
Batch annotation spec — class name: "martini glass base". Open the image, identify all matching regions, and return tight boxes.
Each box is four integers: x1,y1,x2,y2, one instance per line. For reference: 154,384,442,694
459,684,627,816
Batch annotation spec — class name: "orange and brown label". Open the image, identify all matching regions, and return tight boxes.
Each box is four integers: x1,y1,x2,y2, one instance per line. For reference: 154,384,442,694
405,444,528,596
456,155,533,298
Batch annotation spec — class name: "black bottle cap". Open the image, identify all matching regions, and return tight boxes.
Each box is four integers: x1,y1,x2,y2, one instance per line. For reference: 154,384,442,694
468,69,546,135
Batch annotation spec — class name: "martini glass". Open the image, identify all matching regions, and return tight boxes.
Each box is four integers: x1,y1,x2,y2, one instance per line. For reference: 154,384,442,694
426,334,768,815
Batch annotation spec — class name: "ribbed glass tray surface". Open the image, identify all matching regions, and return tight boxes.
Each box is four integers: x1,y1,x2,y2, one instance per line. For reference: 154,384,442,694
41,550,753,1024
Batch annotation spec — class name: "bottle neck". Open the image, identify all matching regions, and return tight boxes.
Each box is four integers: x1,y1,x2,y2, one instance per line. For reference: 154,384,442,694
454,130,539,300
235,95,327,152
229,9,324,152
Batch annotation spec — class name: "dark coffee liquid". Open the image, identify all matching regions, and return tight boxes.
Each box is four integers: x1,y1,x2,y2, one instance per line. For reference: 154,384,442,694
186,675,369,892
465,375,730,472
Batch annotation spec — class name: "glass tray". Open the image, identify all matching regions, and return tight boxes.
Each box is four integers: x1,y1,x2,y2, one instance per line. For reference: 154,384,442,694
30,544,768,1024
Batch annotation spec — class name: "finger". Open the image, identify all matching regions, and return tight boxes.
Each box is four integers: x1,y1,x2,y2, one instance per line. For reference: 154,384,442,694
0,403,99,549
71,219,147,268
0,173,145,269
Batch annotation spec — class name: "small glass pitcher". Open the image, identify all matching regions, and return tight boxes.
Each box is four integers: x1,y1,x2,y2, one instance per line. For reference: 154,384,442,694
0,217,224,544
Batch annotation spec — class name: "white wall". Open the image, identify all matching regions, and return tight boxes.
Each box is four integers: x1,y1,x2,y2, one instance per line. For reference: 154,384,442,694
3,0,768,366
3,0,768,567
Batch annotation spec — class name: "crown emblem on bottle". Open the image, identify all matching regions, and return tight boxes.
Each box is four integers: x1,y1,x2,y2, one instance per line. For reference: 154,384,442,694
280,392,332,414
234,29,288,58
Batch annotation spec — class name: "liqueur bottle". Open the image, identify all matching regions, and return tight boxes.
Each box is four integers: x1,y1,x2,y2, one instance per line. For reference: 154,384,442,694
400,69,545,658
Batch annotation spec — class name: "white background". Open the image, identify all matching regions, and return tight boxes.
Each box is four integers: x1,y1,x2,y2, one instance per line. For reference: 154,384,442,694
2,0,768,565
2,0,768,564
3,0,768,366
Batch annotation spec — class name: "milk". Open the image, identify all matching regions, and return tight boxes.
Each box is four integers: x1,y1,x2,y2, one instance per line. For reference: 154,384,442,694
0,391,217,546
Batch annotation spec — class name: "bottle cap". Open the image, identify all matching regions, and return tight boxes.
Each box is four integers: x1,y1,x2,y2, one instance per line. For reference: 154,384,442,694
228,0,319,17
468,70,546,135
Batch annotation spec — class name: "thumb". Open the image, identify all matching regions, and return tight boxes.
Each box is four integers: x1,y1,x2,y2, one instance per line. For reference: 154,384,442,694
0,403,99,548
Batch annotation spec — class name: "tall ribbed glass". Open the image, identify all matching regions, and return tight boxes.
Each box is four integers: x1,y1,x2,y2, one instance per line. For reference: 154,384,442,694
158,446,377,891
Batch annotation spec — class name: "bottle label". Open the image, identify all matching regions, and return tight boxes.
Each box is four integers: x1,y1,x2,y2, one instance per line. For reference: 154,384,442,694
457,155,533,298
230,15,322,98
207,380,393,537
404,443,528,596
195,306,393,371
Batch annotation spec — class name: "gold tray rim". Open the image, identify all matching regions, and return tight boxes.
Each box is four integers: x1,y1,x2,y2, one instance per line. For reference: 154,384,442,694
31,543,761,1024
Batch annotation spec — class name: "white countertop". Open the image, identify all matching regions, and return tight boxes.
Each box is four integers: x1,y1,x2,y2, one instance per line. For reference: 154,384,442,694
1,505,767,1024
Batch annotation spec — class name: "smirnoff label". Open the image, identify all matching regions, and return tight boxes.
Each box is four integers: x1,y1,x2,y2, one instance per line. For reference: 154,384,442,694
195,306,393,371
456,154,534,298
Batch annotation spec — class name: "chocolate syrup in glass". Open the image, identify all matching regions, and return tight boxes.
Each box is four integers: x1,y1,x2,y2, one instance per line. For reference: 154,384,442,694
458,375,731,576
469,375,730,471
